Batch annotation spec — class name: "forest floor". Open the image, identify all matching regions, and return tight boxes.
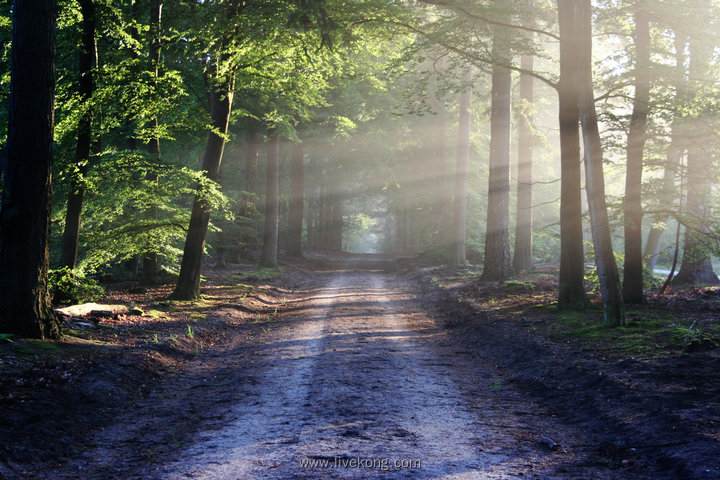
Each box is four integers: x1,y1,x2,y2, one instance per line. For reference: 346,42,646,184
0,254,718,479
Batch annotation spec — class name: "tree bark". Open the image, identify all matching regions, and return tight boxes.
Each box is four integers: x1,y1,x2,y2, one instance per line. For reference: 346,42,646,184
622,1,650,304
557,0,589,310
0,0,60,338
260,131,280,267
171,83,233,299
577,0,625,326
513,51,534,275
60,0,95,269
481,36,513,281
452,68,472,265
286,141,304,257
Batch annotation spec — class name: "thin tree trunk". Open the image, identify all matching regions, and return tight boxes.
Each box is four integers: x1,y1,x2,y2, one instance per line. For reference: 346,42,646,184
60,0,95,269
622,1,650,304
142,0,162,285
0,0,60,338
482,38,513,281
557,0,590,311
513,51,534,274
577,0,625,326
287,141,304,257
171,83,233,299
452,68,472,265
260,131,280,267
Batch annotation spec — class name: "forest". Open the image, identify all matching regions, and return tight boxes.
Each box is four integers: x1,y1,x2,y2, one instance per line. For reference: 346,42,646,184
1,0,720,479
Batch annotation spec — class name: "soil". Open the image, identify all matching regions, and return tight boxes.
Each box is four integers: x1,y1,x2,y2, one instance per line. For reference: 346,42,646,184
0,254,718,479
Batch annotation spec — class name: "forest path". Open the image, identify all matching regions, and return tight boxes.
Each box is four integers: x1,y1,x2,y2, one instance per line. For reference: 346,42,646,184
53,258,579,479
149,262,528,479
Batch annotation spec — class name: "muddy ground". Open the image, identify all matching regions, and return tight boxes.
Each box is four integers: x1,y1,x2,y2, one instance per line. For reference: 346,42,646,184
0,254,718,479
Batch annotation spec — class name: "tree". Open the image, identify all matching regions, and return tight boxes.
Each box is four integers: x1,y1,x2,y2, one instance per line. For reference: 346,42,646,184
142,0,163,285
481,26,513,281
512,46,534,274
171,77,234,299
557,0,590,311
286,140,305,257
622,0,650,304
452,67,472,265
0,0,60,338
59,0,96,269
260,131,280,267
576,0,625,326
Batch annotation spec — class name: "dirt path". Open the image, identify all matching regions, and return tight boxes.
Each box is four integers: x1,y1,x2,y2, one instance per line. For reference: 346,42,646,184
48,261,651,479
147,269,517,479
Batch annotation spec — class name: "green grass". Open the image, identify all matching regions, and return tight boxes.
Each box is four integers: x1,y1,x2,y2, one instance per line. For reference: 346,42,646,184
232,267,281,282
550,309,706,352
501,280,536,291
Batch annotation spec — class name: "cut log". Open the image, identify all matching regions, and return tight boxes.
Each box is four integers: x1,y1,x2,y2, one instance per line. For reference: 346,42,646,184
55,303,129,318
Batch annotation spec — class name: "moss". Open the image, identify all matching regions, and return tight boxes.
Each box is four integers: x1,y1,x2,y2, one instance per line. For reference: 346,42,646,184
501,280,536,291
233,266,281,281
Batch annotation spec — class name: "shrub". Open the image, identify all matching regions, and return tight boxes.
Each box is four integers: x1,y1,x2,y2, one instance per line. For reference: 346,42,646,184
49,267,104,306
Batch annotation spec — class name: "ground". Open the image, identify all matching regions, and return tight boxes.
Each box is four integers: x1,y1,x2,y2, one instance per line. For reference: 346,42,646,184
0,254,718,479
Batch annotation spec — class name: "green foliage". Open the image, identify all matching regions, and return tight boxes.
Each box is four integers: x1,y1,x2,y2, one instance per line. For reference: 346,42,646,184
48,267,104,306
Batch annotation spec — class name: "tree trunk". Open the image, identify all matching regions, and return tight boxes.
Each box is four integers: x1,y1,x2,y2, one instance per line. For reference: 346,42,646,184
513,51,534,275
260,131,280,267
171,83,233,299
287,141,304,257
452,68,472,265
674,22,719,286
576,0,625,326
557,0,590,311
432,86,451,252
330,194,343,252
60,0,95,269
0,0,60,338
622,1,650,304
482,38,513,281
142,0,162,285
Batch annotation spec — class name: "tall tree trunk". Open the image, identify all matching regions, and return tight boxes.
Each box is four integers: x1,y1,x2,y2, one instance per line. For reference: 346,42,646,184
60,0,95,269
674,22,719,286
287,141,304,257
622,1,650,304
0,0,60,338
576,0,626,326
557,0,589,310
482,37,513,281
171,83,233,299
142,0,162,285
434,100,453,249
452,68,472,265
260,131,280,267
513,51,534,274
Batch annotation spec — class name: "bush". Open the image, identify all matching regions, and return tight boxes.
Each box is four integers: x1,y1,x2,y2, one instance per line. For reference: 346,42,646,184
49,267,104,306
